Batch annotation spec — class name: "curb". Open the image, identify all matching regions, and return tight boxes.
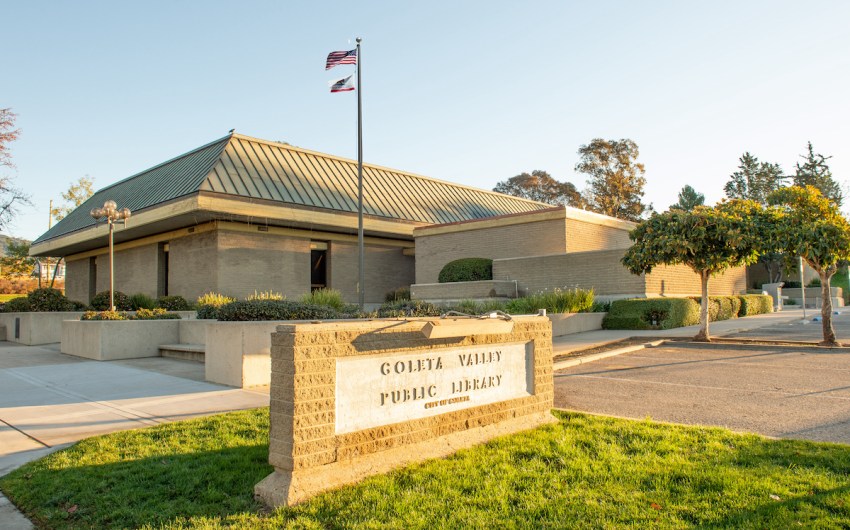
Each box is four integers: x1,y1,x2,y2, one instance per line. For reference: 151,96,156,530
553,340,666,371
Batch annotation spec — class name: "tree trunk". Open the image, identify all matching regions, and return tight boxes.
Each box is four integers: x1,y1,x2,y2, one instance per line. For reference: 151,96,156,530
819,270,838,346
694,271,710,342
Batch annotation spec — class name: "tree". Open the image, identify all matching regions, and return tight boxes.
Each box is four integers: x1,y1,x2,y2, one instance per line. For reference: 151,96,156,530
723,152,786,205
767,185,850,346
669,185,705,211
724,152,787,284
0,239,34,277
575,138,650,221
493,170,583,207
621,201,764,341
52,176,95,222
793,142,842,207
0,109,30,231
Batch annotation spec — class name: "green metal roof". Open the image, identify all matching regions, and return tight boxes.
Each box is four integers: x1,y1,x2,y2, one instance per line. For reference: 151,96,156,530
34,133,550,245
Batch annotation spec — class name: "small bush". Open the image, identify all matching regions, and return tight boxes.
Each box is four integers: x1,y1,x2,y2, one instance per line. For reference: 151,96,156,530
781,281,802,289
81,310,128,321
216,300,348,321
246,290,284,301
785,298,798,305
196,292,236,320
377,300,442,318
129,293,157,310
385,287,411,303
26,288,76,312
134,308,181,320
90,291,132,311
4,297,31,312
156,295,191,311
807,278,822,287
300,288,347,311
739,294,773,316
506,288,594,314
438,258,493,283
603,298,700,330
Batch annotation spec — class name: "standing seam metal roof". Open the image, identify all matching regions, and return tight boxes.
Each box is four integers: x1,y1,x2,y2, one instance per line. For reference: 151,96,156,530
34,133,551,244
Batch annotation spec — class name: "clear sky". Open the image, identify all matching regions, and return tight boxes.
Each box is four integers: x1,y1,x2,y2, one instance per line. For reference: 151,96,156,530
4,0,850,241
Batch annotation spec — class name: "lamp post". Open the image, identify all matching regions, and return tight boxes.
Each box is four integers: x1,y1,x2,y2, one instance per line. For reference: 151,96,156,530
90,200,131,311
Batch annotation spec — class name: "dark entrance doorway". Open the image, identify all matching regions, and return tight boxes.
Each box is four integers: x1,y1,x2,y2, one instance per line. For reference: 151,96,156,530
311,241,328,291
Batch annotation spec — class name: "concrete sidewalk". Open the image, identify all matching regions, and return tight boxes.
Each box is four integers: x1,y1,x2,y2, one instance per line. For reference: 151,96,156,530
0,342,269,529
553,309,809,355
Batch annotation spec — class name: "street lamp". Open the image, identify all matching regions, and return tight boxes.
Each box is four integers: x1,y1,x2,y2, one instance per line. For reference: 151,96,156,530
90,200,131,311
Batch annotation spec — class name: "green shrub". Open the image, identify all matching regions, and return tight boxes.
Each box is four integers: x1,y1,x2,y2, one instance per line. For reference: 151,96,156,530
4,296,31,312
81,310,128,321
81,308,181,321
129,293,157,310
807,278,822,287
506,288,594,314
438,258,493,283
785,298,798,305
300,288,347,311
603,298,700,330
26,288,75,312
156,295,191,311
385,287,411,303
196,292,236,320
377,300,442,318
90,291,132,311
739,294,773,316
216,300,349,321
246,290,284,301
134,308,181,320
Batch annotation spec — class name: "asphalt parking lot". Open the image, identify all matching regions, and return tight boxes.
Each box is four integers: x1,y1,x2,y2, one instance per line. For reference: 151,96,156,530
554,340,850,444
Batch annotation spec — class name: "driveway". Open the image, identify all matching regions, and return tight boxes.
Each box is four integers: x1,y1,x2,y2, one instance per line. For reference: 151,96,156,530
554,341,850,444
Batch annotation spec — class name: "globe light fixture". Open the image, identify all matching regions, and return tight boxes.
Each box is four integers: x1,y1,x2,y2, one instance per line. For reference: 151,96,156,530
90,201,131,311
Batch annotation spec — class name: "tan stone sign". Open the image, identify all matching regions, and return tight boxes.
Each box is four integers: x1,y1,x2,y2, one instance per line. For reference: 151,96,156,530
255,316,555,507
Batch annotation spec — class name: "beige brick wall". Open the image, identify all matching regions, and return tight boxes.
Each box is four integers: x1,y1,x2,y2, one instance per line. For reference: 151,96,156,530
95,243,159,298
414,219,567,284
267,317,553,473
329,242,415,304
493,249,747,297
216,230,311,300
64,258,90,303
169,230,219,301
565,218,632,252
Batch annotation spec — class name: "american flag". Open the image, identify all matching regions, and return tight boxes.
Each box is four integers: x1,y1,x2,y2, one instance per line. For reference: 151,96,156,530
329,75,355,93
326,49,357,70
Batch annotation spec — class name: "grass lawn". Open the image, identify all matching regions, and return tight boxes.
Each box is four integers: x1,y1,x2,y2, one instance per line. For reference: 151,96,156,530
0,293,25,302
2,409,850,529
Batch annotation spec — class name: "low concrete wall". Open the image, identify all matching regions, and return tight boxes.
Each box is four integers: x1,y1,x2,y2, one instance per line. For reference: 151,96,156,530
548,312,606,337
411,280,519,301
205,322,279,388
0,312,86,345
178,319,210,344
61,320,180,361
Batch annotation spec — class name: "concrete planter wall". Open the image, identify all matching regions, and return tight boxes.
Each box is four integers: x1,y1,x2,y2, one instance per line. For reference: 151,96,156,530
548,312,606,337
178,319,211,344
204,322,279,388
0,312,86,345
61,320,180,361
411,280,519,302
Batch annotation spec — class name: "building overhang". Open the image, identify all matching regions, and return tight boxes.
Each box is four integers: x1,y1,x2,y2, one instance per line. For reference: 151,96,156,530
30,191,427,257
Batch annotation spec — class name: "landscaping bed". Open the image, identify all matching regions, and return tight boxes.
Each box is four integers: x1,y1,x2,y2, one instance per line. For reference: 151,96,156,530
2,409,850,529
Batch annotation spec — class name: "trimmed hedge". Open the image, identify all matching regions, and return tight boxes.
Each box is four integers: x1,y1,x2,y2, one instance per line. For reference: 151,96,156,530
1,288,86,312
604,294,773,330
603,298,700,330
80,308,181,321
90,291,133,311
438,258,493,283
739,294,773,316
215,300,354,322
156,295,191,311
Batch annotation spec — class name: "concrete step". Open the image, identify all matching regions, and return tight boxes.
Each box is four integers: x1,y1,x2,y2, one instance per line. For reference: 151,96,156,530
159,343,205,363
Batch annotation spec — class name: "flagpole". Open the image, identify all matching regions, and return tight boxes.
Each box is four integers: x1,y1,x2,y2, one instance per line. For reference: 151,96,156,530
356,37,365,311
